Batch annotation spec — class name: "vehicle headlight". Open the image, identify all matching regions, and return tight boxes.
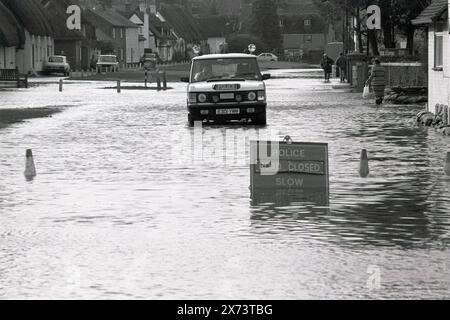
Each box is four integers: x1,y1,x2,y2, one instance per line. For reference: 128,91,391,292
189,93,197,103
198,93,207,103
248,91,257,101
257,91,266,101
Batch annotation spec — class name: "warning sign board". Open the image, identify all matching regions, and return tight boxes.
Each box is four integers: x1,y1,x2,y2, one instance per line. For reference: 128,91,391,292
250,140,329,206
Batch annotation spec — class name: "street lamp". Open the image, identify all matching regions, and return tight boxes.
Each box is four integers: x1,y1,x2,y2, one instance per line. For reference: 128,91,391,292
248,44,256,55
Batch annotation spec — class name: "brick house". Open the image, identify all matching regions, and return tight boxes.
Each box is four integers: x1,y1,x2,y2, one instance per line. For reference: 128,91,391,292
41,0,97,71
85,8,139,64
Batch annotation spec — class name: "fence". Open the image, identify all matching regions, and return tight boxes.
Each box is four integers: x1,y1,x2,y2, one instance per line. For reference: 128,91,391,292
382,62,427,87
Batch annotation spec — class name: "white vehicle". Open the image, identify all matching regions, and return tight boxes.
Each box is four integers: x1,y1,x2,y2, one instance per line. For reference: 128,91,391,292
257,53,279,62
43,55,71,76
96,55,119,72
181,54,271,126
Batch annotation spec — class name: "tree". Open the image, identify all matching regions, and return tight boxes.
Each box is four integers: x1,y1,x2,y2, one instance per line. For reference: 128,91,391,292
315,0,433,55
249,0,282,51
96,40,114,54
226,34,268,54
391,0,432,53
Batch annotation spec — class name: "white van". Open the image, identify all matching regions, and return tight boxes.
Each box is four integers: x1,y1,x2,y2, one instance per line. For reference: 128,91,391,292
182,54,270,126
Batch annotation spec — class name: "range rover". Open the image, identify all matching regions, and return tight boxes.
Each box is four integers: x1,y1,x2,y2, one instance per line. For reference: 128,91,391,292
182,54,270,126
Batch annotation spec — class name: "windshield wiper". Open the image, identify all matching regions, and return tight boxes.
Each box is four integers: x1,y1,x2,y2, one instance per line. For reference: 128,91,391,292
206,77,232,82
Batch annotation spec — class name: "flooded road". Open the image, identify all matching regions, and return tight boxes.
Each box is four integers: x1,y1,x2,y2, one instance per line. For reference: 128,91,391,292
0,71,449,299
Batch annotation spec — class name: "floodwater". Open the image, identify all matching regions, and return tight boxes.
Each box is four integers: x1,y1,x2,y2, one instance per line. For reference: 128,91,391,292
0,70,449,299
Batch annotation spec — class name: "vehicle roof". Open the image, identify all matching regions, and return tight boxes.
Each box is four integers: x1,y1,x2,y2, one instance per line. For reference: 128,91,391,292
99,55,117,57
193,53,257,61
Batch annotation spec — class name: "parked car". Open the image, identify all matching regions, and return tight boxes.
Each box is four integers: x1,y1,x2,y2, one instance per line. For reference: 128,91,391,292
257,53,279,62
140,53,159,71
96,55,119,73
181,53,271,126
43,55,71,76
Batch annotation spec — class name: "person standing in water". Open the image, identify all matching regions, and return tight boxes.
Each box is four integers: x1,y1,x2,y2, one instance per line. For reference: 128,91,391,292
320,54,334,83
335,52,348,83
366,58,386,105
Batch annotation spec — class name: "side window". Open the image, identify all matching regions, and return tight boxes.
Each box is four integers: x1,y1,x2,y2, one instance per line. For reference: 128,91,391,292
435,33,443,69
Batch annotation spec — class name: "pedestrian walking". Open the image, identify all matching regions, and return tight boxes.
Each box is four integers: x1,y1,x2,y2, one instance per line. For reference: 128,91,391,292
365,58,386,105
335,52,347,83
320,54,334,83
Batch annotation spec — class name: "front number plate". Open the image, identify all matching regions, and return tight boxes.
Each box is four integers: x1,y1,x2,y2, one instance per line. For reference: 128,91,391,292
216,108,240,115
220,93,235,99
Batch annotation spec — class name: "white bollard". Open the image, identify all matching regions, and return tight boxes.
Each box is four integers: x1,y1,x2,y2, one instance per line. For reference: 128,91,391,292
24,149,37,180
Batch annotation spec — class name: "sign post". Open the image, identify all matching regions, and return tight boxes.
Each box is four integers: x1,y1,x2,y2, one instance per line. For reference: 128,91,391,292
250,139,329,206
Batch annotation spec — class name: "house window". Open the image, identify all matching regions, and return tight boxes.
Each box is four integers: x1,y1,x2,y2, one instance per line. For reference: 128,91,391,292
121,28,124,38
303,35,312,43
304,19,311,27
435,33,444,70
113,28,116,39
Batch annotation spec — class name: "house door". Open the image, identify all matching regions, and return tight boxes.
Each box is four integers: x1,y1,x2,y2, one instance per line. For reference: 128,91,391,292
32,45,35,69
81,46,89,70
2,47,6,68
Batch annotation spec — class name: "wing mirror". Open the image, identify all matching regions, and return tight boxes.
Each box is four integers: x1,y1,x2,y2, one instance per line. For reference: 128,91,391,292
180,77,190,83
262,74,271,80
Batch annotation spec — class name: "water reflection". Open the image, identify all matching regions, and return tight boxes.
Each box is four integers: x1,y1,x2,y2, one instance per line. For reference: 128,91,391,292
250,174,450,249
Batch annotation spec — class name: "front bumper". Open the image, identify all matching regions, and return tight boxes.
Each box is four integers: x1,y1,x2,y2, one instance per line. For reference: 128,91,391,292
44,67,67,72
97,65,118,70
188,102,266,120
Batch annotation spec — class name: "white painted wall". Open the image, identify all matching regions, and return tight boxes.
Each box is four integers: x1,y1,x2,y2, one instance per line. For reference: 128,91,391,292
428,23,450,112
0,47,16,69
15,30,54,73
148,32,157,53
143,13,150,50
126,28,139,63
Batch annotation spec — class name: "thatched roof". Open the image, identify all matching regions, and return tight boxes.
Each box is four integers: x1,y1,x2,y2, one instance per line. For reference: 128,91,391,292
159,4,205,43
148,13,176,41
0,0,53,36
0,0,25,46
87,8,139,28
412,0,448,25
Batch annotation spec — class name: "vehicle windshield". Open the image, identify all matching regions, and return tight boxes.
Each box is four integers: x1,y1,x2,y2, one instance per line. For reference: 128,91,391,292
191,58,261,83
48,56,64,63
99,56,117,63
